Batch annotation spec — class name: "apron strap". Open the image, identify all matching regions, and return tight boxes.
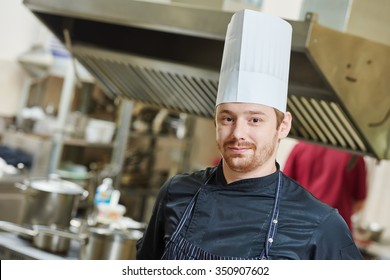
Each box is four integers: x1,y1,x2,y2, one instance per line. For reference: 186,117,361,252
263,172,283,259
169,170,215,242
169,188,201,242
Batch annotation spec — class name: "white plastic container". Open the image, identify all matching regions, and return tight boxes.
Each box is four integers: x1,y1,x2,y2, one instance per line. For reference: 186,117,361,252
85,119,116,144
96,204,126,224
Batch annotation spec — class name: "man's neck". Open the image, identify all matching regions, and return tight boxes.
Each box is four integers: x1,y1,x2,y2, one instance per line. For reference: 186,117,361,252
222,160,277,184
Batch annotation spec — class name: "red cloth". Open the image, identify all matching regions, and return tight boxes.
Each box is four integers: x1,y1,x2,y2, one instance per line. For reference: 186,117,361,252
283,142,367,230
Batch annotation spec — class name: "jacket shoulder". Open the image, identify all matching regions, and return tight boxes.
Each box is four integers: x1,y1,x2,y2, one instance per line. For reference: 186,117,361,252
164,166,217,194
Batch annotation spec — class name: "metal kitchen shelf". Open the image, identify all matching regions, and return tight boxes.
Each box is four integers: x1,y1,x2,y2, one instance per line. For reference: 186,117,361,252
64,137,114,148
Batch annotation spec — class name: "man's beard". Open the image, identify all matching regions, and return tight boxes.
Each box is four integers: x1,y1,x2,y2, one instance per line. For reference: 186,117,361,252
218,133,278,173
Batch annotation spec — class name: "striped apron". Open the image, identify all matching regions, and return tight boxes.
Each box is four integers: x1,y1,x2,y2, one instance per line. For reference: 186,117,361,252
161,172,283,260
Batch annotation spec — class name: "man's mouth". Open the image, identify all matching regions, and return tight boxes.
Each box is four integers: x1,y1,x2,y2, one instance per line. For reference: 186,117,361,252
229,146,249,151
225,142,254,154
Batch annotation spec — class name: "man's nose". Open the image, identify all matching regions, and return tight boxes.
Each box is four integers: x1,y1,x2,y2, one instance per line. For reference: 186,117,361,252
231,120,248,140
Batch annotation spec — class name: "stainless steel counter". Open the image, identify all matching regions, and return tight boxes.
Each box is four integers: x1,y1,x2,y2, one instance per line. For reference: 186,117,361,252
0,232,80,260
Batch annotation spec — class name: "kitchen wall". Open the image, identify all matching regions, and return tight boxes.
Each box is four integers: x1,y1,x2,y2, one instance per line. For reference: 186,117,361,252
347,0,390,45
0,0,50,117
261,0,304,19
361,158,390,240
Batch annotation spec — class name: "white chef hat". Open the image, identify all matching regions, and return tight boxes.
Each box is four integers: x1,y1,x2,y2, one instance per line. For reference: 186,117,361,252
216,9,292,113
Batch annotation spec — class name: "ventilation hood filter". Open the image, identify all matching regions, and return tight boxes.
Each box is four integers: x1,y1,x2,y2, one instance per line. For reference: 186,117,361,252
23,0,390,160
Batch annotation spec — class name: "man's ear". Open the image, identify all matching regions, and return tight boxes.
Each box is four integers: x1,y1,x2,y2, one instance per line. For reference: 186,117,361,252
279,112,292,139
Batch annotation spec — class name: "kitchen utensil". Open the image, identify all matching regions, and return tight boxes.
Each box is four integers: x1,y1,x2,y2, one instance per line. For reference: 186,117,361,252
15,174,88,227
0,220,142,259
0,221,77,254
78,227,141,260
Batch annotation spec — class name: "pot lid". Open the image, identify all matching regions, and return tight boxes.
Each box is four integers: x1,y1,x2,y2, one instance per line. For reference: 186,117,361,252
110,229,144,241
28,174,85,195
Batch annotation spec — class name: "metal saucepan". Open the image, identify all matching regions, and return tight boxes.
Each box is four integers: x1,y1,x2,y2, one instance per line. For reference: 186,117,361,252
0,220,142,259
15,174,88,227
0,220,77,254
78,227,142,260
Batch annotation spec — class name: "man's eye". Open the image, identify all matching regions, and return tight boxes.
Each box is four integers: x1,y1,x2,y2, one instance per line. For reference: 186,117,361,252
218,116,233,124
252,118,261,123
220,116,233,122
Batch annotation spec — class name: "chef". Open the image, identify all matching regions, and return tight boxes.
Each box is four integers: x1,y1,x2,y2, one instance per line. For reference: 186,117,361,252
136,9,363,260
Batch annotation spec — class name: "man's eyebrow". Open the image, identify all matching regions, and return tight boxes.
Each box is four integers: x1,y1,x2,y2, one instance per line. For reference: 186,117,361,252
217,109,233,115
247,110,267,115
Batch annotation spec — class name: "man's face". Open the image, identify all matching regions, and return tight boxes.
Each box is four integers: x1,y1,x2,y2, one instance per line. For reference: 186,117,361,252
215,102,284,175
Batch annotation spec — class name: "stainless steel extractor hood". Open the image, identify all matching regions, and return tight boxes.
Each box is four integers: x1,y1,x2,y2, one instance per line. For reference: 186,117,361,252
23,0,390,160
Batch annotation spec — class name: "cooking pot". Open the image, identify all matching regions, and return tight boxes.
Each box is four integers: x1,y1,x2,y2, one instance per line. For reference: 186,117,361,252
78,227,142,260
0,220,141,259
0,221,73,254
15,174,88,227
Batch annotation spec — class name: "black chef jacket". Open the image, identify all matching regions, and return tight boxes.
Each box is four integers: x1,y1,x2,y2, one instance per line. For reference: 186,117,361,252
136,163,363,260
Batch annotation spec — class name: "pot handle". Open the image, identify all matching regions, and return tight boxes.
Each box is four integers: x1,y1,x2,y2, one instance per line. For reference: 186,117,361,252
14,182,28,191
0,221,37,237
14,181,40,196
